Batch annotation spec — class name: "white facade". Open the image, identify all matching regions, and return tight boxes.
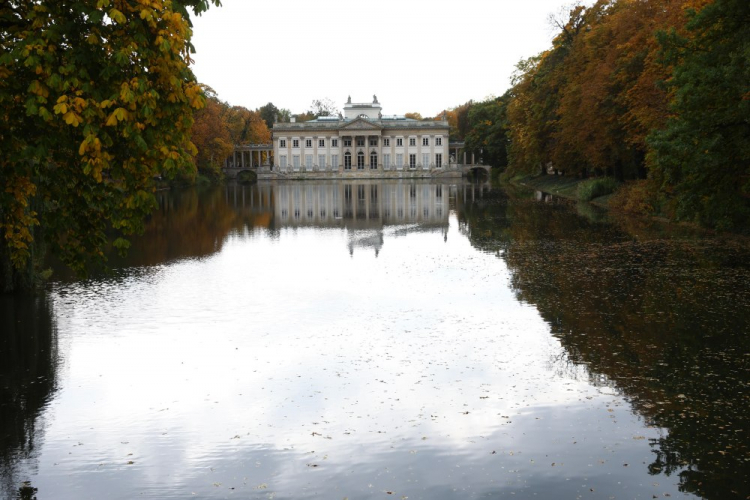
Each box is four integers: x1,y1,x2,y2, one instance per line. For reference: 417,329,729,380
273,97,450,176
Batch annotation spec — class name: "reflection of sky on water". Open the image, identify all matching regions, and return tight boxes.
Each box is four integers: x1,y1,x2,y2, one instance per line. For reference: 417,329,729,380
7,204,688,500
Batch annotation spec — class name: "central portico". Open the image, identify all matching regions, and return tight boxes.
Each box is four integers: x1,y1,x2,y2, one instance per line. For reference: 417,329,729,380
270,96,458,178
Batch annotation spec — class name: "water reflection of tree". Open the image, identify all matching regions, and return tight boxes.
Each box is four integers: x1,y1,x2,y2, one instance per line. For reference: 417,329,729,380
457,186,750,499
117,187,245,267
0,295,58,499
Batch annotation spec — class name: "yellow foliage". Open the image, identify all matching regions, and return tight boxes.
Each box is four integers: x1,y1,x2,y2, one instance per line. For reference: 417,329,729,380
1,0,215,279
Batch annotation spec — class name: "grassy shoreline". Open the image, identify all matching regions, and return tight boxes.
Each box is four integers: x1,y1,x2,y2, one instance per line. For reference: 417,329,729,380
505,174,613,207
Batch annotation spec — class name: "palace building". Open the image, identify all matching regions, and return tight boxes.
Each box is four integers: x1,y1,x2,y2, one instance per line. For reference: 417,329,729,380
271,96,455,178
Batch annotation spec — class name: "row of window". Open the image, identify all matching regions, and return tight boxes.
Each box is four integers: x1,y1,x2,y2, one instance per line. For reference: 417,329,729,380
278,137,443,149
278,153,443,170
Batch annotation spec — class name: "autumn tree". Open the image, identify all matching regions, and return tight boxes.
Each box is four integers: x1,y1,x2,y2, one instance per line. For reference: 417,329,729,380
504,0,714,183
0,0,220,292
225,106,271,145
190,87,233,178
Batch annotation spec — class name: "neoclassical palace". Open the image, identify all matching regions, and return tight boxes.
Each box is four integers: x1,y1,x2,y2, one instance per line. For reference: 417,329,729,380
270,96,457,179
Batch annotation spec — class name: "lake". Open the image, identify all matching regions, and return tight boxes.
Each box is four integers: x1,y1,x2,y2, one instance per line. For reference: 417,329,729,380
1,180,749,499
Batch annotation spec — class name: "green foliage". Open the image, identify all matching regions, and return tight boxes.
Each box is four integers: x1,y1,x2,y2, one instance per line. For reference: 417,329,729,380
648,0,750,231
0,0,218,289
464,93,511,170
258,102,279,128
577,177,619,202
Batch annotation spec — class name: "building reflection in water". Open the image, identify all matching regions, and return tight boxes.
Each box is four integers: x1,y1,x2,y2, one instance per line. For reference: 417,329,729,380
224,180,473,257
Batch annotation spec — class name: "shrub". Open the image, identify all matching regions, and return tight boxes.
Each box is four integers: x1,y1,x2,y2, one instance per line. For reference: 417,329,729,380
577,177,619,202
608,180,656,216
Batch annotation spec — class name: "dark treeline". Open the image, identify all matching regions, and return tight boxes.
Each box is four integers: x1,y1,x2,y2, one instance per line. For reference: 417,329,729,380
445,0,749,231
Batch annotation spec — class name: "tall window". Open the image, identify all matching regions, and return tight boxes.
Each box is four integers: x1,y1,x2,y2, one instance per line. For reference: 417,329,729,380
357,151,365,169
422,153,430,169
436,137,442,146
422,137,429,146
396,154,403,169
305,139,312,148
370,153,378,169
280,139,287,148
369,138,377,146
305,155,313,170
332,139,339,147
383,154,391,170
293,155,300,170
280,155,287,168
319,139,325,147
435,153,442,168
383,138,390,147
409,138,416,146
293,139,299,148
409,154,416,168
319,154,326,169
332,154,339,168
396,138,403,147
344,152,352,169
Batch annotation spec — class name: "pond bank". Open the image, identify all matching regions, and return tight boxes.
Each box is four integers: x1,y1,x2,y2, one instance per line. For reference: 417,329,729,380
507,174,750,242
506,174,611,207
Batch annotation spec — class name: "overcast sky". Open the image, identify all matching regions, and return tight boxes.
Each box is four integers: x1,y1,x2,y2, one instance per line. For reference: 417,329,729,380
190,0,585,117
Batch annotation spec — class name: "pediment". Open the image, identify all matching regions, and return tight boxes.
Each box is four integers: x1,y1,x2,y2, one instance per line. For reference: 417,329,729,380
340,117,382,130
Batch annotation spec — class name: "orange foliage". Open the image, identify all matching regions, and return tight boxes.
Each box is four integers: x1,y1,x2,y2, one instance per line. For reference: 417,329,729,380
506,0,710,179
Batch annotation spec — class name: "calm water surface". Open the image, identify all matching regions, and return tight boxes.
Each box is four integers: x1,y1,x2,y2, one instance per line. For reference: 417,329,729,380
1,181,749,500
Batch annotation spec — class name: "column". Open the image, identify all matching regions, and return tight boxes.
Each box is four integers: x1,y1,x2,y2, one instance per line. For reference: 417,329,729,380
472,152,475,165
416,134,422,169
313,136,318,170
430,134,435,169
378,133,383,170
369,136,374,169
327,134,331,171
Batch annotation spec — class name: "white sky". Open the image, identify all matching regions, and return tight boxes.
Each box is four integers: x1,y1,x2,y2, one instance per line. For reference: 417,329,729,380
190,0,581,117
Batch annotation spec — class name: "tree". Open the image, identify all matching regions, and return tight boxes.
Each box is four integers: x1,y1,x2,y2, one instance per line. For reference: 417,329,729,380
191,87,233,177
258,102,278,129
0,0,220,291
225,106,270,144
648,0,750,230
404,112,423,121
464,93,512,170
308,98,339,118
